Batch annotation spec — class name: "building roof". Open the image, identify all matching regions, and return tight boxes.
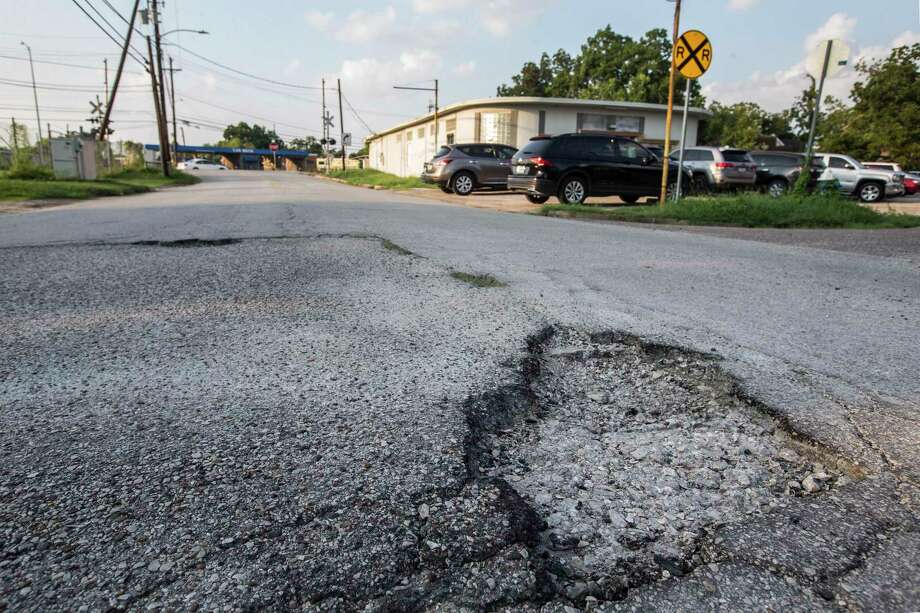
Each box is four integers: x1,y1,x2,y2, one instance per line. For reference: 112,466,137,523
366,96,712,142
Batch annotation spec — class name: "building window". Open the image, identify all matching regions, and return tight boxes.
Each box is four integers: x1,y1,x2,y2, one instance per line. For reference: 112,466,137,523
578,113,644,134
406,130,413,141
445,117,457,132
417,127,425,138
446,133,455,145
429,124,435,135
538,110,546,134
480,111,514,145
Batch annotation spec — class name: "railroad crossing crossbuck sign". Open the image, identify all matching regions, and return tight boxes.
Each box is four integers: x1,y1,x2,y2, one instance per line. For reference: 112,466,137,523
674,30,713,79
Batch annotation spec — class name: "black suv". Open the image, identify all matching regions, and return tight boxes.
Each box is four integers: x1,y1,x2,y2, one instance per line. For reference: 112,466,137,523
750,151,823,197
507,134,687,204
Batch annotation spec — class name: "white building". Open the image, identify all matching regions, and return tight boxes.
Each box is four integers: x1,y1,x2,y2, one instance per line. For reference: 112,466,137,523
367,96,711,177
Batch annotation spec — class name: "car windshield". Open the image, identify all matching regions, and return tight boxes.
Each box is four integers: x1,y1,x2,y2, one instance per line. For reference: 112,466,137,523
434,146,451,158
518,139,553,156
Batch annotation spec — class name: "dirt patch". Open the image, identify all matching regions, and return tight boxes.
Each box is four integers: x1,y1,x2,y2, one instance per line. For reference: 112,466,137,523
450,271,507,288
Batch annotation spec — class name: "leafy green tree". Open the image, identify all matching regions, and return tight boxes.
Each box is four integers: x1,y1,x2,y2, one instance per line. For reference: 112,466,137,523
843,43,920,166
219,122,281,149
701,101,769,149
498,27,703,106
288,136,323,155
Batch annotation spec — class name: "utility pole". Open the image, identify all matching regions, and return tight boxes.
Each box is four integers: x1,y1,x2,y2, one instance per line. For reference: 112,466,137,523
337,79,346,171
11,117,19,150
658,0,681,205
150,0,170,168
147,36,169,176
104,58,109,102
100,0,140,141
20,42,44,165
168,56,179,162
321,78,327,171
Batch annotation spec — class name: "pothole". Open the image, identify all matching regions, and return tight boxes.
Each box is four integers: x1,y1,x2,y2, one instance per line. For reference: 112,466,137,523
477,327,850,604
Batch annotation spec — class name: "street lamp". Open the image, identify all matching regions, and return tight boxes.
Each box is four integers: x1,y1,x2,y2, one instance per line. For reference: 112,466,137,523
160,29,209,37
157,29,207,162
20,41,45,165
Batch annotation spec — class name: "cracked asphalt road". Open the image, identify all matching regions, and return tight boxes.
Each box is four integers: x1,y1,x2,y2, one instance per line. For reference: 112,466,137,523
1,171,918,611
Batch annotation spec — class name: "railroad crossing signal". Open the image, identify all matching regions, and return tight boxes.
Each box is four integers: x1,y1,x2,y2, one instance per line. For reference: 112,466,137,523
674,30,713,79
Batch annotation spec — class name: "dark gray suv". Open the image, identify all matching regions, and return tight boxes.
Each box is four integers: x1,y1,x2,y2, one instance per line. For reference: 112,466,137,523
421,143,517,195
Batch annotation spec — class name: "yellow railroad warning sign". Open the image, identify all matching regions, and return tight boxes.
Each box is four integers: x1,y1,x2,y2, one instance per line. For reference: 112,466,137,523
674,30,713,79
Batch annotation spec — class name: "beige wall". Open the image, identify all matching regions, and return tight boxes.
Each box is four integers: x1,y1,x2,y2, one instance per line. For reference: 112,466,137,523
368,104,703,177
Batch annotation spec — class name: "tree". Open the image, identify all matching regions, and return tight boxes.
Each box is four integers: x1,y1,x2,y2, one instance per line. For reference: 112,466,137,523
219,122,280,149
844,43,920,167
701,102,770,149
498,27,704,106
288,136,323,155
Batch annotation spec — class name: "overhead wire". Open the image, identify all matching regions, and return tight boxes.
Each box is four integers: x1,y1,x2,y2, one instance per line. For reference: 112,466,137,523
69,0,147,68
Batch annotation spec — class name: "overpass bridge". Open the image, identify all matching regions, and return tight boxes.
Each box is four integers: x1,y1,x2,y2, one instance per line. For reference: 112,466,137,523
144,144,318,171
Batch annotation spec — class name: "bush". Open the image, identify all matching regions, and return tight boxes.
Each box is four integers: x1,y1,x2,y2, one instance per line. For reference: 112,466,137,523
8,153,54,181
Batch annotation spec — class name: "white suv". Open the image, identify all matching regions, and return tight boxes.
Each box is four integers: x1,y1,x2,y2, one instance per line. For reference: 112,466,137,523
815,153,904,202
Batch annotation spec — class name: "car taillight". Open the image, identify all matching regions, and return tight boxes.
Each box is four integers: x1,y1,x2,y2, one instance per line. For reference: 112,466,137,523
435,158,452,166
530,156,552,167
715,162,736,169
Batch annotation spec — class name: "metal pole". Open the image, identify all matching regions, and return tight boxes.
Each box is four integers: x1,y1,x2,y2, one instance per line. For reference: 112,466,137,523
658,0,681,205
434,79,439,154
321,78,327,173
147,36,169,176
675,78,691,201
100,0,140,140
21,43,44,165
104,58,109,102
338,78,346,171
805,41,833,159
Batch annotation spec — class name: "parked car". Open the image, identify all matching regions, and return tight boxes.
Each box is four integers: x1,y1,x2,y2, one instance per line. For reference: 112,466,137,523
668,146,757,192
644,144,665,160
862,161,904,173
420,143,517,195
815,153,905,202
507,133,689,205
902,172,920,195
178,158,228,170
749,151,823,197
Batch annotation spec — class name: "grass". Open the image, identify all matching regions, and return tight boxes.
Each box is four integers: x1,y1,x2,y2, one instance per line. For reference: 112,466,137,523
450,271,506,288
0,168,199,203
328,168,434,190
539,192,920,229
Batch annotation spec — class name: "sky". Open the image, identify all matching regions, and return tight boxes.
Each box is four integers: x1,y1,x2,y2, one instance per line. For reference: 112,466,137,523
2,0,919,150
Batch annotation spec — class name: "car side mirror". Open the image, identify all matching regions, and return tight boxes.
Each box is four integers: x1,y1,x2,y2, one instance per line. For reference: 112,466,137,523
844,163,855,170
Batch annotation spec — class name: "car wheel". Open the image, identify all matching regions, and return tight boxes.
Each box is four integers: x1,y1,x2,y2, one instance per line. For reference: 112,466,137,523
439,184,453,194
620,195,640,204
525,193,549,204
192,166,198,170
858,182,883,203
666,180,681,202
767,178,788,198
693,174,711,194
451,172,475,196
558,176,587,204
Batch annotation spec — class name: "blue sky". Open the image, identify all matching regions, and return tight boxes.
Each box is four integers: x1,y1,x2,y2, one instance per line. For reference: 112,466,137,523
2,0,918,148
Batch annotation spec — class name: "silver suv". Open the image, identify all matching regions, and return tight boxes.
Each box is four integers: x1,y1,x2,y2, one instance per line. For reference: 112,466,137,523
669,146,757,191
421,143,517,195
816,153,904,202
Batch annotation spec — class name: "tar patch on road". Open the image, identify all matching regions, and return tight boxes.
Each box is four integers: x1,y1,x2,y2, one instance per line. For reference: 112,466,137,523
450,271,507,288
129,238,243,248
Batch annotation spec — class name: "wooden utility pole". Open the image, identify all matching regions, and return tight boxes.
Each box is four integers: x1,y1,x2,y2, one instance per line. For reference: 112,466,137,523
147,36,169,176
337,79,346,171
168,56,179,161
658,0,681,205
99,0,140,140
150,0,170,168
11,117,19,150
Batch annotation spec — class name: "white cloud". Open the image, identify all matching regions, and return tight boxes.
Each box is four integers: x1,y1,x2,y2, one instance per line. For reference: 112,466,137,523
283,59,301,76
337,6,398,43
412,0,452,13
339,49,442,95
305,10,334,30
454,61,476,76
804,12,857,52
705,14,919,111
727,0,759,11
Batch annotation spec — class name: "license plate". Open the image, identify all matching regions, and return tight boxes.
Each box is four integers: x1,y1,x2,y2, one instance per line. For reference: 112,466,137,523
514,165,529,175
424,164,432,172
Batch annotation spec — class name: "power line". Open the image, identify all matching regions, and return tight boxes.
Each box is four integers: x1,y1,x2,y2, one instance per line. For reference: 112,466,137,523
175,92,322,134
0,53,147,76
69,0,147,68
341,91,375,135
0,77,147,93
100,0,145,39
170,43,322,91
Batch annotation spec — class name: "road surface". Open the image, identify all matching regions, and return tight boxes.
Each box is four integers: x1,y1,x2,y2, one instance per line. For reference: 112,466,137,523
1,171,917,611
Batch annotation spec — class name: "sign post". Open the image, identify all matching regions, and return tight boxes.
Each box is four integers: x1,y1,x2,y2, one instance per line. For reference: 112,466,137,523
269,141,279,170
671,29,713,202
